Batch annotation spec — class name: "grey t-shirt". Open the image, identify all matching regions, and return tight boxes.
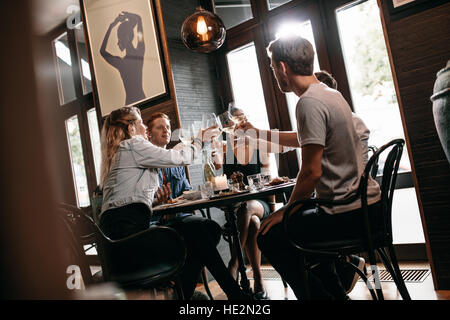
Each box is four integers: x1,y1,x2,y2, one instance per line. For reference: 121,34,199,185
296,83,380,214
352,113,370,166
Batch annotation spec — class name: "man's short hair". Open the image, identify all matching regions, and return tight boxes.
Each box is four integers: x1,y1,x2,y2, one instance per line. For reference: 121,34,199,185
146,112,170,130
315,70,338,89
267,35,315,76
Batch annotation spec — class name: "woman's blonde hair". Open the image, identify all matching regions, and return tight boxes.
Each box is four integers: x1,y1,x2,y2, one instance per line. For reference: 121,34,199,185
100,106,141,187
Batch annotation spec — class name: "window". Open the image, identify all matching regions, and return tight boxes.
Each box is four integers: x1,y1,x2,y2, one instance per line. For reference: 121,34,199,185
214,0,253,29
267,0,292,11
335,0,423,244
275,20,321,132
87,108,101,184
217,0,424,247
75,25,92,94
53,32,77,105
276,20,321,167
226,43,278,178
65,115,90,207
51,22,99,208
336,0,411,172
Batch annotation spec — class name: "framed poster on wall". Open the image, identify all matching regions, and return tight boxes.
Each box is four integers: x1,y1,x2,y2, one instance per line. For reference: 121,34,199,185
80,0,171,116
387,0,448,20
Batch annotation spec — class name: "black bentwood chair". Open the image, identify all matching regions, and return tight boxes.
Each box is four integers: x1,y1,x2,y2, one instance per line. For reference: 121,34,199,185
282,139,411,300
60,203,187,299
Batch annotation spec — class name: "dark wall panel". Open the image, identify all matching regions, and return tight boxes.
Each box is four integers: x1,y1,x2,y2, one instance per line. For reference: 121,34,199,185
160,0,222,188
160,1,230,280
380,1,450,289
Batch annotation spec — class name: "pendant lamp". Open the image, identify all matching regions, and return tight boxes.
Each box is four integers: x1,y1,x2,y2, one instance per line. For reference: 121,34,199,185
181,6,226,53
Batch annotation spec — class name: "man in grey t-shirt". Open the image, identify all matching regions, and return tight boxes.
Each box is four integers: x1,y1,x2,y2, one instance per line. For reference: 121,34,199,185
295,82,380,213
251,35,381,300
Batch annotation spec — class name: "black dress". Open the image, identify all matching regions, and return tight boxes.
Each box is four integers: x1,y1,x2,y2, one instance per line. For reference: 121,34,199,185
222,140,271,218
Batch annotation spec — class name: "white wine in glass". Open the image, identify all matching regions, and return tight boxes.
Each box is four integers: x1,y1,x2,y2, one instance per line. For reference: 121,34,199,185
202,113,222,142
202,113,219,130
179,124,195,144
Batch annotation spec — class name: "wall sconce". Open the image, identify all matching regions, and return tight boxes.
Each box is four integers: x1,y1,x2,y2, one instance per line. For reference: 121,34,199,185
181,6,226,53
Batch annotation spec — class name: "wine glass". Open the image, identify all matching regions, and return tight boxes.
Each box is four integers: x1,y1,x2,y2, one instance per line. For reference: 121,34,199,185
202,113,219,130
179,123,195,144
202,113,222,145
217,111,237,134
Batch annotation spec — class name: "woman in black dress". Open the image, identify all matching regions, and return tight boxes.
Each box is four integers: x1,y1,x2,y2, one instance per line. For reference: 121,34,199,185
212,107,279,299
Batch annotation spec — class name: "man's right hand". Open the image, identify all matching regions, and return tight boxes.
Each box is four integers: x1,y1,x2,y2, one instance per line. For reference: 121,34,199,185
236,120,255,131
235,120,259,139
154,183,171,205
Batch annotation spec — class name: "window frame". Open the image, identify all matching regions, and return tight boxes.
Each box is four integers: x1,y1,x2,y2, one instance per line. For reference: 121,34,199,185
214,0,331,178
48,22,101,207
214,0,414,188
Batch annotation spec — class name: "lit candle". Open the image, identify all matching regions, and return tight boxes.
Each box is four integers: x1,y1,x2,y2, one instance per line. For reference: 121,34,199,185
214,174,228,191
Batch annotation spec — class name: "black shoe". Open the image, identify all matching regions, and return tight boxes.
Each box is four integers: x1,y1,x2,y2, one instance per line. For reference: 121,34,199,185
228,290,253,300
191,290,210,300
253,290,270,300
338,255,365,294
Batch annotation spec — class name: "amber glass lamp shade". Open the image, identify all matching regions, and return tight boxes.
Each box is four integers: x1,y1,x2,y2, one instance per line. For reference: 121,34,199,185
181,7,226,53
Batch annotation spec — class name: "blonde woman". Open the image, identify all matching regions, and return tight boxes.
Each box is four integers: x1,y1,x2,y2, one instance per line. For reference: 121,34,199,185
99,107,249,300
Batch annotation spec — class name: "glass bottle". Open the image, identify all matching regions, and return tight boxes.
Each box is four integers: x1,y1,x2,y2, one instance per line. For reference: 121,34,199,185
203,149,216,183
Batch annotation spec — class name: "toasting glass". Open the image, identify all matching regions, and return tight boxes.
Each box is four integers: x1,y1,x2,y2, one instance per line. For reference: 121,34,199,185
179,123,195,144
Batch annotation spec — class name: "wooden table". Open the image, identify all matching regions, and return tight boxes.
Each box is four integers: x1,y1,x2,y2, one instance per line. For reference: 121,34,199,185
152,181,296,294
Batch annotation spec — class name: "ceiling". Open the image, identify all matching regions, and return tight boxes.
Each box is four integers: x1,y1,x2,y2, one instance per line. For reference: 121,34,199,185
32,0,79,35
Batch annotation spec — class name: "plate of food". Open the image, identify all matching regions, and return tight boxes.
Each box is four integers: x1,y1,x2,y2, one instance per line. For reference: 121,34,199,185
209,189,250,200
266,176,290,186
167,196,184,204
183,190,203,200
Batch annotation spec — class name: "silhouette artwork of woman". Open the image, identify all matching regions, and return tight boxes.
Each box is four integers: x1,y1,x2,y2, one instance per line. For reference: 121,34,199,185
100,11,146,106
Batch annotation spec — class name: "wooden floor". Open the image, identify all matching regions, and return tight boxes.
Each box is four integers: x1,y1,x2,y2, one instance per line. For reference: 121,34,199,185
196,261,450,300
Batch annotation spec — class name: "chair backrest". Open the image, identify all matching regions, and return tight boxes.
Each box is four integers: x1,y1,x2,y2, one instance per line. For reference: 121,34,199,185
281,139,405,260
368,145,379,179
360,139,404,245
58,203,98,286
91,186,103,225
92,217,187,288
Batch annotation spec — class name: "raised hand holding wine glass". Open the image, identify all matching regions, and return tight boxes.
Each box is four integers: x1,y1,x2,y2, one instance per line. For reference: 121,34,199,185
201,113,222,143
179,123,195,144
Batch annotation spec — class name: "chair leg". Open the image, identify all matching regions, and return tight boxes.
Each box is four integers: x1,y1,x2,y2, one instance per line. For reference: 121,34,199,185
368,250,384,300
281,278,288,288
299,257,310,300
377,248,401,289
345,259,378,300
387,245,411,300
198,209,207,218
201,267,214,300
174,276,185,300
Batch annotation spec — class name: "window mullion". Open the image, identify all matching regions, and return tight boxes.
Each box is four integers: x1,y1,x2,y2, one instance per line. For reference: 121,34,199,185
77,104,98,197
254,27,300,178
251,0,268,19
66,28,84,100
